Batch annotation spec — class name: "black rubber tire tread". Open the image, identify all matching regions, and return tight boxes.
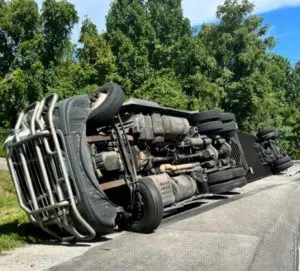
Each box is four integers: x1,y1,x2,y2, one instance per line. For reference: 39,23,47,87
273,155,292,166
197,120,223,134
207,168,235,184
274,160,294,173
231,167,246,178
256,128,275,138
220,112,236,123
87,83,125,125
260,131,278,141
209,177,247,194
220,121,237,133
130,179,163,233
189,110,220,124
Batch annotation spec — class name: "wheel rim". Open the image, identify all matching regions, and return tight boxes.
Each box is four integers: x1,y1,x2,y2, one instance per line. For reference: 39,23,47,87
90,92,108,111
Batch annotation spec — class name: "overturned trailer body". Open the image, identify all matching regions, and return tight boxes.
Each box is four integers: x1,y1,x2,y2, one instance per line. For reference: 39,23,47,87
4,83,292,241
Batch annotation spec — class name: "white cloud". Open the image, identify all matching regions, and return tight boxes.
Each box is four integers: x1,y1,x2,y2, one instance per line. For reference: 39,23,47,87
183,0,300,25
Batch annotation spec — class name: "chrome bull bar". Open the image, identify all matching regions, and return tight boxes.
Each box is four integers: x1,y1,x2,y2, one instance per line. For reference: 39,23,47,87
5,94,96,241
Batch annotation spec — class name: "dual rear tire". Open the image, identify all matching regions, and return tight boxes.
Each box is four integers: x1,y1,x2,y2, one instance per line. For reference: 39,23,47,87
272,155,293,173
256,128,278,142
189,111,238,135
207,167,247,194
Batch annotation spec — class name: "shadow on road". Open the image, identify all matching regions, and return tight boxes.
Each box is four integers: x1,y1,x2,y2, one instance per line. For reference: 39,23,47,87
0,220,50,244
0,220,111,248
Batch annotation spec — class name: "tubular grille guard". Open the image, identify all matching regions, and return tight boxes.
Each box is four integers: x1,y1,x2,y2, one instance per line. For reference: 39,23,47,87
5,94,96,241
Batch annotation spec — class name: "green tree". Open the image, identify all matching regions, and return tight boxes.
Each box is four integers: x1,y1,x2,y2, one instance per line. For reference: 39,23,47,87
146,0,192,70
280,60,300,158
77,18,117,86
106,0,196,99
0,69,27,126
181,35,226,111
266,54,295,103
135,70,188,109
0,0,79,126
0,0,39,76
199,0,277,131
106,0,154,94
41,0,78,67
0,0,298,159
292,61,300,106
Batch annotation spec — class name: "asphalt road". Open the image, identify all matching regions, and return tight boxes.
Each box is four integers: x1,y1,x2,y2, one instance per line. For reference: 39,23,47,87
1,166,300,271
53,166,300,271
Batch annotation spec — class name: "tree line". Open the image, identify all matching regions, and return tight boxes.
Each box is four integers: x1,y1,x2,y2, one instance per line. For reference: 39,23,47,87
0,0,299,157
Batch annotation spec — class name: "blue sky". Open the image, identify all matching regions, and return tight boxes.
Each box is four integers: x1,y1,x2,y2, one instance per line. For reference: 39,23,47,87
262,6,300,64
36,0,300,65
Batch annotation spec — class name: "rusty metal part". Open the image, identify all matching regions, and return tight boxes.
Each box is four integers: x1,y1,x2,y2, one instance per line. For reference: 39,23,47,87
87,134,134,143
87,134,112,143
159,163,201,173
100,179,126,191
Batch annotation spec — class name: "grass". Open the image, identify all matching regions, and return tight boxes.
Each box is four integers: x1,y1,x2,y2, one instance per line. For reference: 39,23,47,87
0,170,49,255
0,134,6,157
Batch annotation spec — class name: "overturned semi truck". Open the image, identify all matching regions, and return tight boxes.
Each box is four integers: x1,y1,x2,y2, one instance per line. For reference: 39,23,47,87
4,83,292,241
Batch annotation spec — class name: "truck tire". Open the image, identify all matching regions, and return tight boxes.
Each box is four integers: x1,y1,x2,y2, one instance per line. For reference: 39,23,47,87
260,131,277,141
256,128,275,138
231,167,246,178
274,160,293,173
207,168,235,184
197,120,223,134
209,177,247,194
220,112,236,123
220,121,237,133
130,179,163,233
273,156,292,166
88,83,125,126
189,110,220,125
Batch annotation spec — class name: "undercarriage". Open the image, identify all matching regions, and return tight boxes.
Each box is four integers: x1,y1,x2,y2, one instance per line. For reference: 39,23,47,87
5,83,290,241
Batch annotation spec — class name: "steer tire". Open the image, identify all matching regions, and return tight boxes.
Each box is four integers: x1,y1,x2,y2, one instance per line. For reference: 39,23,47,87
197,120,223,134
209,177,247,194
220,112,236,123
274,160,294,173
207,169,235,184
273,155,292,166
189,110,220,125
87,83,125,126
231,167,246,178
130,179,163,234
220,121,237,133
256,128,275,138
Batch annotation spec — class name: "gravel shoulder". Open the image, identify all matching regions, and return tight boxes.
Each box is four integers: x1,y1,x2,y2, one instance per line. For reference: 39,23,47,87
0,158,7,170
0,232,124,271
